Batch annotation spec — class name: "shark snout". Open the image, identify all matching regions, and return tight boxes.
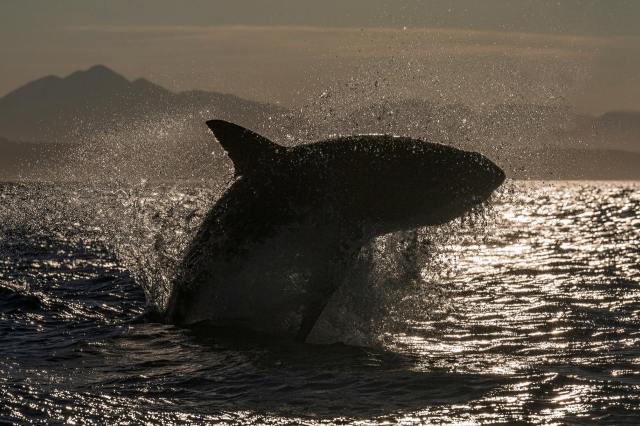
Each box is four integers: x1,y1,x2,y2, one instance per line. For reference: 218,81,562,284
486,156,506,189
467,152,506,194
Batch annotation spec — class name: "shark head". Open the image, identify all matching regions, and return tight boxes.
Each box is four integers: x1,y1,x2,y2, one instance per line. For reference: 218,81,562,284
285,135,505,234
206,120,505,235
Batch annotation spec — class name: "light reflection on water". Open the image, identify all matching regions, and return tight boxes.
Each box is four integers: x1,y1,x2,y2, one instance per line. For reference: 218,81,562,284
0,181,639,424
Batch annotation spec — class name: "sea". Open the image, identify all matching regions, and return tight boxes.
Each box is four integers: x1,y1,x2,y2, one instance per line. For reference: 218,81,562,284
1,180,639,425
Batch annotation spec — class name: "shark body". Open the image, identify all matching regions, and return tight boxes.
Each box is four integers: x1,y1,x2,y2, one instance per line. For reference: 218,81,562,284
165,120,505,341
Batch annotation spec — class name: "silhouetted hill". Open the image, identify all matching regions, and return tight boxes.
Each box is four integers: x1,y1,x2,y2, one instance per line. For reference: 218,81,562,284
0,66,639,180
0,65,288,144
339,100,639,153
586,111,640,152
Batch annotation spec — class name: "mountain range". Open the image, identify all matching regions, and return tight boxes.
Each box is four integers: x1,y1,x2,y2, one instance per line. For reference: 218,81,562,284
1,65,639,180
0,64,287,144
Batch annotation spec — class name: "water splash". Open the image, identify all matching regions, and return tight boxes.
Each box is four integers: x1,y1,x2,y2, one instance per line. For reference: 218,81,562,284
310,201,497,346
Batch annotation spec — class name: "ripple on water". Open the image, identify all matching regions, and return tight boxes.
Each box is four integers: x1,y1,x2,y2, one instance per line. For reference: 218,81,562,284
1,181,639,424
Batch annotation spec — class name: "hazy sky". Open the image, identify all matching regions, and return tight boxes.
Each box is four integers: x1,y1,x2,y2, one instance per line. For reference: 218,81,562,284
2,0,639,113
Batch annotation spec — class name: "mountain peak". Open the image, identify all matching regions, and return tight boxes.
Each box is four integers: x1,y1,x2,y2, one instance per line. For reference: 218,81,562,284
64,64,130,87
88,64,114,73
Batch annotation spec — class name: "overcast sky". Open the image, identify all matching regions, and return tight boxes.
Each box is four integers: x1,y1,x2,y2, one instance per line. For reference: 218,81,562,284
2,0,639,113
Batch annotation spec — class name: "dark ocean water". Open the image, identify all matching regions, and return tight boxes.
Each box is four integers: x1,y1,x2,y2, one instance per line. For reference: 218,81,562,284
1,181,639,424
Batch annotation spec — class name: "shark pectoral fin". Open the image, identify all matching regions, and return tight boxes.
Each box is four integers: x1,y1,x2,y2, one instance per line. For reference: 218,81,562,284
296,294,332,342
295,234,364,343
206,119,285,177
296,241,360,342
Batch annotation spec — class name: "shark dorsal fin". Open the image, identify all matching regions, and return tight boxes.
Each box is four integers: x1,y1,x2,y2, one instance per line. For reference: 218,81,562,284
206,120,283,176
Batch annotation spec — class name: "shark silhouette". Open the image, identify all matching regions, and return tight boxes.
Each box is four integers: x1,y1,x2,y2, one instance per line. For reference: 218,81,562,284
164,120,505,342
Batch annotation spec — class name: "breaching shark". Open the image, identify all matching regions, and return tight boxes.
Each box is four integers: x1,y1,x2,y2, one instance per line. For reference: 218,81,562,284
164,120,505,342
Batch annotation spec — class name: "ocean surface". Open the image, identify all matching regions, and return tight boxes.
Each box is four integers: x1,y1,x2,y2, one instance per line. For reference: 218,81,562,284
1,180,639,424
